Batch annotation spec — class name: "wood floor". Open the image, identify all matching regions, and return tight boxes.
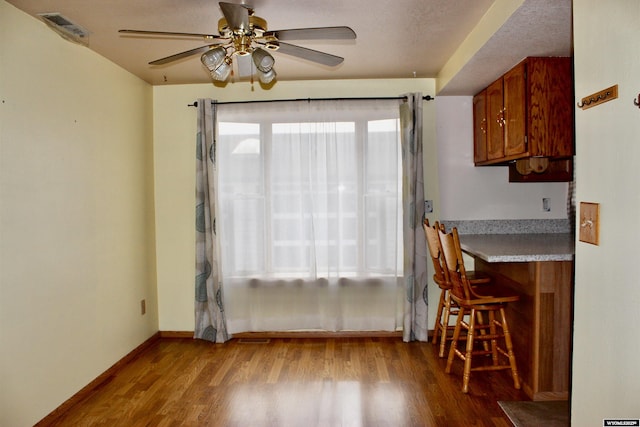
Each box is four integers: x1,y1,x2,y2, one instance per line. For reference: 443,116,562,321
38,336,529,427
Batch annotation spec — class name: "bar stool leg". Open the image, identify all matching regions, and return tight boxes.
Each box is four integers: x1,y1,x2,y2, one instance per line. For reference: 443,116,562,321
432,288,446,345
461,308,477,393
500,307,521,389
489,310,499,365
475,311,490,353
438,290,453,357
445,306,464,374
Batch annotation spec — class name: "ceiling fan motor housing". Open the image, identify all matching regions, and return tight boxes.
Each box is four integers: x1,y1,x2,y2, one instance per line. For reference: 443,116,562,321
218,15,268,55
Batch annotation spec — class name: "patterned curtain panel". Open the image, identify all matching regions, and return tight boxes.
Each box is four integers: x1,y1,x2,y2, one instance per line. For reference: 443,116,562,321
400,93,429,342
195,99,229,343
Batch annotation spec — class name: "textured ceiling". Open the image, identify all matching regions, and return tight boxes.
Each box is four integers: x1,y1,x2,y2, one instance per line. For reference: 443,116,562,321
439,0,573,95
5,0,572,95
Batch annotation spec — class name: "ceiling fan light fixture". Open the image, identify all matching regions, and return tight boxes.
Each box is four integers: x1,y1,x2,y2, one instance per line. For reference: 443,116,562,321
257,68,277,84
201,47,227,71
210,57,232,81
252,48,275,73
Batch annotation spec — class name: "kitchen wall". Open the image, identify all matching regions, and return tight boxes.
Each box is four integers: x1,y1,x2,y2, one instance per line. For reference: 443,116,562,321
572,0,640,424
0,2,158,426
435,96,569,220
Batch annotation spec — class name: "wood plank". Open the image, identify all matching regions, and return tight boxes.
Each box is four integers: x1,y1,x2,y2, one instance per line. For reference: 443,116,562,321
35,337,530,426
32,332,161,426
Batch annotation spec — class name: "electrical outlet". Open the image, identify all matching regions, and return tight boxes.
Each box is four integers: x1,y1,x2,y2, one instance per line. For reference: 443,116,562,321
543,198,550,212
424,200,433,213
141,299,146,315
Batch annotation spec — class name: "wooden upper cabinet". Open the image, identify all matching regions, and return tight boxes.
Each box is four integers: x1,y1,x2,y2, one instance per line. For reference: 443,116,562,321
503,62,527,157
473,57,573,166
527,57,574,157
472,90,487,163
486,78,504,160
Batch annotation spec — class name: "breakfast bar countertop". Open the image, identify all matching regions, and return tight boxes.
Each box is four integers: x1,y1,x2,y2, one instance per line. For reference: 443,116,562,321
458,233,575,263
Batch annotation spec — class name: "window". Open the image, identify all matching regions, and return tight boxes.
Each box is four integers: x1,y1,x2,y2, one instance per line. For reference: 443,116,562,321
216,100,402,282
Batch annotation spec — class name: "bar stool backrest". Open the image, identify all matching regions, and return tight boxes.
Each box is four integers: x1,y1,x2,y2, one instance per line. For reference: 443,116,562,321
438,226,472,301
423,219,450,287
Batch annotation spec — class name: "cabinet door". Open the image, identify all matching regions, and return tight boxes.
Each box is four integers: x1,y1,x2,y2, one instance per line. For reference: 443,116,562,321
486,79,504,160
473,90,488,163
503,61,527,156
527,57,574,157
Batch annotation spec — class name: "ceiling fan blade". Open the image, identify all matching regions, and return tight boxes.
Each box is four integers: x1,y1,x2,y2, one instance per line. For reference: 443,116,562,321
268,27,356,41
219,2,250,32
275,42,344,67
119,29,223,40
149,45,221,65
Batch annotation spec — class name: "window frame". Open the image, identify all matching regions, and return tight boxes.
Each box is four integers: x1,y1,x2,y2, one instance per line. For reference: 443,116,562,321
216,106,402,280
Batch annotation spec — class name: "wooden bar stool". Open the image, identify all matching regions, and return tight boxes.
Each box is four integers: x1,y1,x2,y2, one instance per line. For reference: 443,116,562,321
423,219,490,357
438,226,521,393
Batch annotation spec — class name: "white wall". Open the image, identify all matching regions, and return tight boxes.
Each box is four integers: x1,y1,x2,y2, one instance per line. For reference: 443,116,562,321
435,96,569,220
152,80,439,331
571,1,640,424
0,2,158,426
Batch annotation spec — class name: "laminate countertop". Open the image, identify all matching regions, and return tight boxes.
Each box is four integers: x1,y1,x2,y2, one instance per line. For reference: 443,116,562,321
458,233,575,263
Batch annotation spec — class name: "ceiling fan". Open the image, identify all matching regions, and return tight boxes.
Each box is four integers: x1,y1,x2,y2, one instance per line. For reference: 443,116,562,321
119,2,356,84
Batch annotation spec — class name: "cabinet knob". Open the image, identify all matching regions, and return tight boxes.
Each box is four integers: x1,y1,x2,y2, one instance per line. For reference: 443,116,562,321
497,109,506,127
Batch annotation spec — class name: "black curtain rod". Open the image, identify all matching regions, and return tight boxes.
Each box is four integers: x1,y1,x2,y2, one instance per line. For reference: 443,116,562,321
188,95,433,107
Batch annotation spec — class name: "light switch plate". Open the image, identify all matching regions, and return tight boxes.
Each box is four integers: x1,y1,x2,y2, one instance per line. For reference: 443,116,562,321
579,202,599,245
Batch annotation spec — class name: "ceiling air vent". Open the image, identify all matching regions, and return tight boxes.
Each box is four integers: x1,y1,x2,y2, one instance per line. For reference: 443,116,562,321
37,13,89,46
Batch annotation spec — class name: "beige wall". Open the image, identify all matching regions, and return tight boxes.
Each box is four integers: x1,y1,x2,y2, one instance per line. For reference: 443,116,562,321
152,79,439,331
572,0,640,424
0,2,158,426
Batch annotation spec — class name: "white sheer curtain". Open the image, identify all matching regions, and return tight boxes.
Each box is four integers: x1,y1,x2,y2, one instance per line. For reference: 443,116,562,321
215,99,404,333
